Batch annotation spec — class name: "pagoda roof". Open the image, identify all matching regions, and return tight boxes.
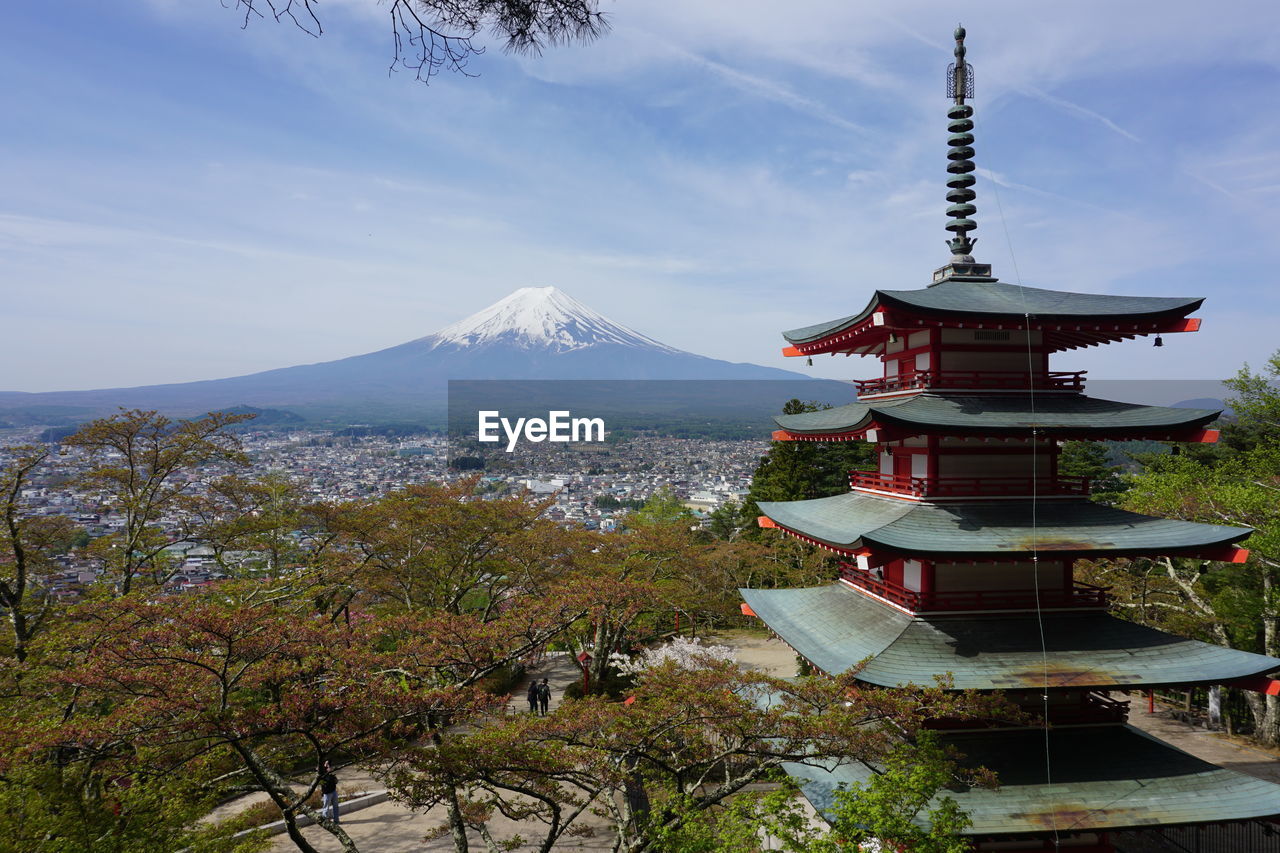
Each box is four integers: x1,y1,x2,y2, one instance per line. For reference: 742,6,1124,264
785,725,1280,835
757,492,1249,558
739,584,1280,689
773,393,1218,439
783,279,1203,345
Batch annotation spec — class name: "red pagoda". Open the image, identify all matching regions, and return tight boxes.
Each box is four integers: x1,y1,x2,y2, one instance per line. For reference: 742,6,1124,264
742,27,1280,851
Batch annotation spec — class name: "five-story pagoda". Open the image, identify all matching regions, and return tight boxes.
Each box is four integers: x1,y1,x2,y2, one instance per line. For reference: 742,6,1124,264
742,26,1280,851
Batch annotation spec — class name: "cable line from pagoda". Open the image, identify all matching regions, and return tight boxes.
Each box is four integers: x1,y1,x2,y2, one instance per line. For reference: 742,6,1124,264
950,23,1060,845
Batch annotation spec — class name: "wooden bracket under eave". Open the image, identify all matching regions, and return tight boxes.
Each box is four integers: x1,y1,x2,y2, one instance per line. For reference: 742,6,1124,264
771,430,795,442
1227,675,1280,696
1193,546,1250,563
1160,317,1202,333
757,516,779,529
1187,429,1220,443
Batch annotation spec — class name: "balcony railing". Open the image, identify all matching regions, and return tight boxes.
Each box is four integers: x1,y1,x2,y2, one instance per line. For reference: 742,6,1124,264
854,370,1086,396
839,566,1109,612
849,471,1090,498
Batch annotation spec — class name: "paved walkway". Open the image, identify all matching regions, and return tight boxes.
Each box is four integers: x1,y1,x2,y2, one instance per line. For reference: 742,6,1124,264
1123,692,1280,784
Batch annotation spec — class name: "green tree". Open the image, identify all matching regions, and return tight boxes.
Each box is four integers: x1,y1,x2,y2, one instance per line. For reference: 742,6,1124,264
0,447,78,662
663,734,982,853
1113,452,1280,742
1083,350,1280,743
63,409,253,595
1221,351,1280,454
630,487,694,527
1057,440,1128,505
739,399,874,538
386,658,1002,852
706,499,741,541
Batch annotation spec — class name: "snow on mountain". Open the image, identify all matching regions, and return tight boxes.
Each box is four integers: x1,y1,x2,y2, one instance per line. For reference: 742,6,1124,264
0,285,816,422
424,286,682,354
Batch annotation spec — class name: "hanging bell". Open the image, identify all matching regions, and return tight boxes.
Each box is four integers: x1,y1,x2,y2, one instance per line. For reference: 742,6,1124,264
806,357,813,366
1153,336,1164,348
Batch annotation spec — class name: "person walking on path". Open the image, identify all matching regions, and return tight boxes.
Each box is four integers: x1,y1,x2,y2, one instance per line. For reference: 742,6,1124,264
537,677,551,716
319,761,340,825
527,678,540,714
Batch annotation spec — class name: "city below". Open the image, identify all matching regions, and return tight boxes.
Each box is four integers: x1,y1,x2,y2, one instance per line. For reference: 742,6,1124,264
6,424,765,600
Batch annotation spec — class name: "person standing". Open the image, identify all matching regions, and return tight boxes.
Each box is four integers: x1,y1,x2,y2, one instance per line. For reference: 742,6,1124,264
319,761,340,825
527,678,540,714
537,677,551,716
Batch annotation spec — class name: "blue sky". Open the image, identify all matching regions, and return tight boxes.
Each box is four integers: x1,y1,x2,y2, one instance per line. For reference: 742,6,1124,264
3,0,1279,390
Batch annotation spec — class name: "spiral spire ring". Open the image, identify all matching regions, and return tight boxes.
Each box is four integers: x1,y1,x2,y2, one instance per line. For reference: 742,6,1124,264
945,26,977,258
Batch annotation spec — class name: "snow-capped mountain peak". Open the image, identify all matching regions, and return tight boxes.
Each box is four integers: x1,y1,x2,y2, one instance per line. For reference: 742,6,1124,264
424,286,681,353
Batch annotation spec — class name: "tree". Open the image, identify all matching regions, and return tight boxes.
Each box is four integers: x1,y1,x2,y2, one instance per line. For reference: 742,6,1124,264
656,735,981,853
706,499,741,541
1109,452,1280,742
1221,351,1280,454
329,478,560,616
183,471,318,577
740,399,874,539
0,759,268,853
385,658,1004,853
63,409,253,596
0,446,77,663
1081,350,1280,743
18,584,596,853
231,0,608,83
629,487,694,528
1057,440,1129,505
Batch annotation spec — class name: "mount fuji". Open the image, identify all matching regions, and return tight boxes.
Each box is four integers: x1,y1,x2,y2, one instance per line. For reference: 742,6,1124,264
426,286,683,355
0,287,814,425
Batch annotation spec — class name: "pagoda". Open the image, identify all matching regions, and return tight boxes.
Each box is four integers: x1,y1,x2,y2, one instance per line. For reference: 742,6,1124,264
741,27,1280,851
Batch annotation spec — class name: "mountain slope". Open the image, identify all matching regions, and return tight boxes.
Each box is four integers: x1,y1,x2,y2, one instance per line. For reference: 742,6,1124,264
0,287,808,422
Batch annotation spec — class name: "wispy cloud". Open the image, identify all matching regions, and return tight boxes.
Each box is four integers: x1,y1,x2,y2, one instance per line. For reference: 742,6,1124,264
1018,86,1142,143
662,42,867,135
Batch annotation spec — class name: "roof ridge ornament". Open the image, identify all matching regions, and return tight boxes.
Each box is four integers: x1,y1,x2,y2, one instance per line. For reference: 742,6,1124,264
933,24,995,285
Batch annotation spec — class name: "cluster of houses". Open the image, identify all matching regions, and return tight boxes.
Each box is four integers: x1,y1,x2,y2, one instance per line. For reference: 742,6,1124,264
4,427,768,600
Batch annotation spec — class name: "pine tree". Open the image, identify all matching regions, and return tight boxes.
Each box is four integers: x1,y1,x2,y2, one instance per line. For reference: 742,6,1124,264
738,399,874,538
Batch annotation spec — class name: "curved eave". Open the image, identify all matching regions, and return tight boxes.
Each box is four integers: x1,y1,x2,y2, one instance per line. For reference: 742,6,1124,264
740,584,1280,690
781,281,1204,356
782,297,881,346
785,725,1280,836
757,493,1251,558
877,284,1203,322
771,395,1220,441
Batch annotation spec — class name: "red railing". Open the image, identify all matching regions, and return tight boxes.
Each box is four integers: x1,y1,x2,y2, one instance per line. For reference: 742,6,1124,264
849,471,1090,498
839,567,1109,612
854,370,1086,396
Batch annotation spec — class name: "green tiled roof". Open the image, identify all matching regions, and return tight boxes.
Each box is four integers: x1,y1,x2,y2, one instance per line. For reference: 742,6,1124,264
774,393,1218,437
783,280,1202,344
757,492,1250,556
785,725,1280,835
739,584,1280,689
